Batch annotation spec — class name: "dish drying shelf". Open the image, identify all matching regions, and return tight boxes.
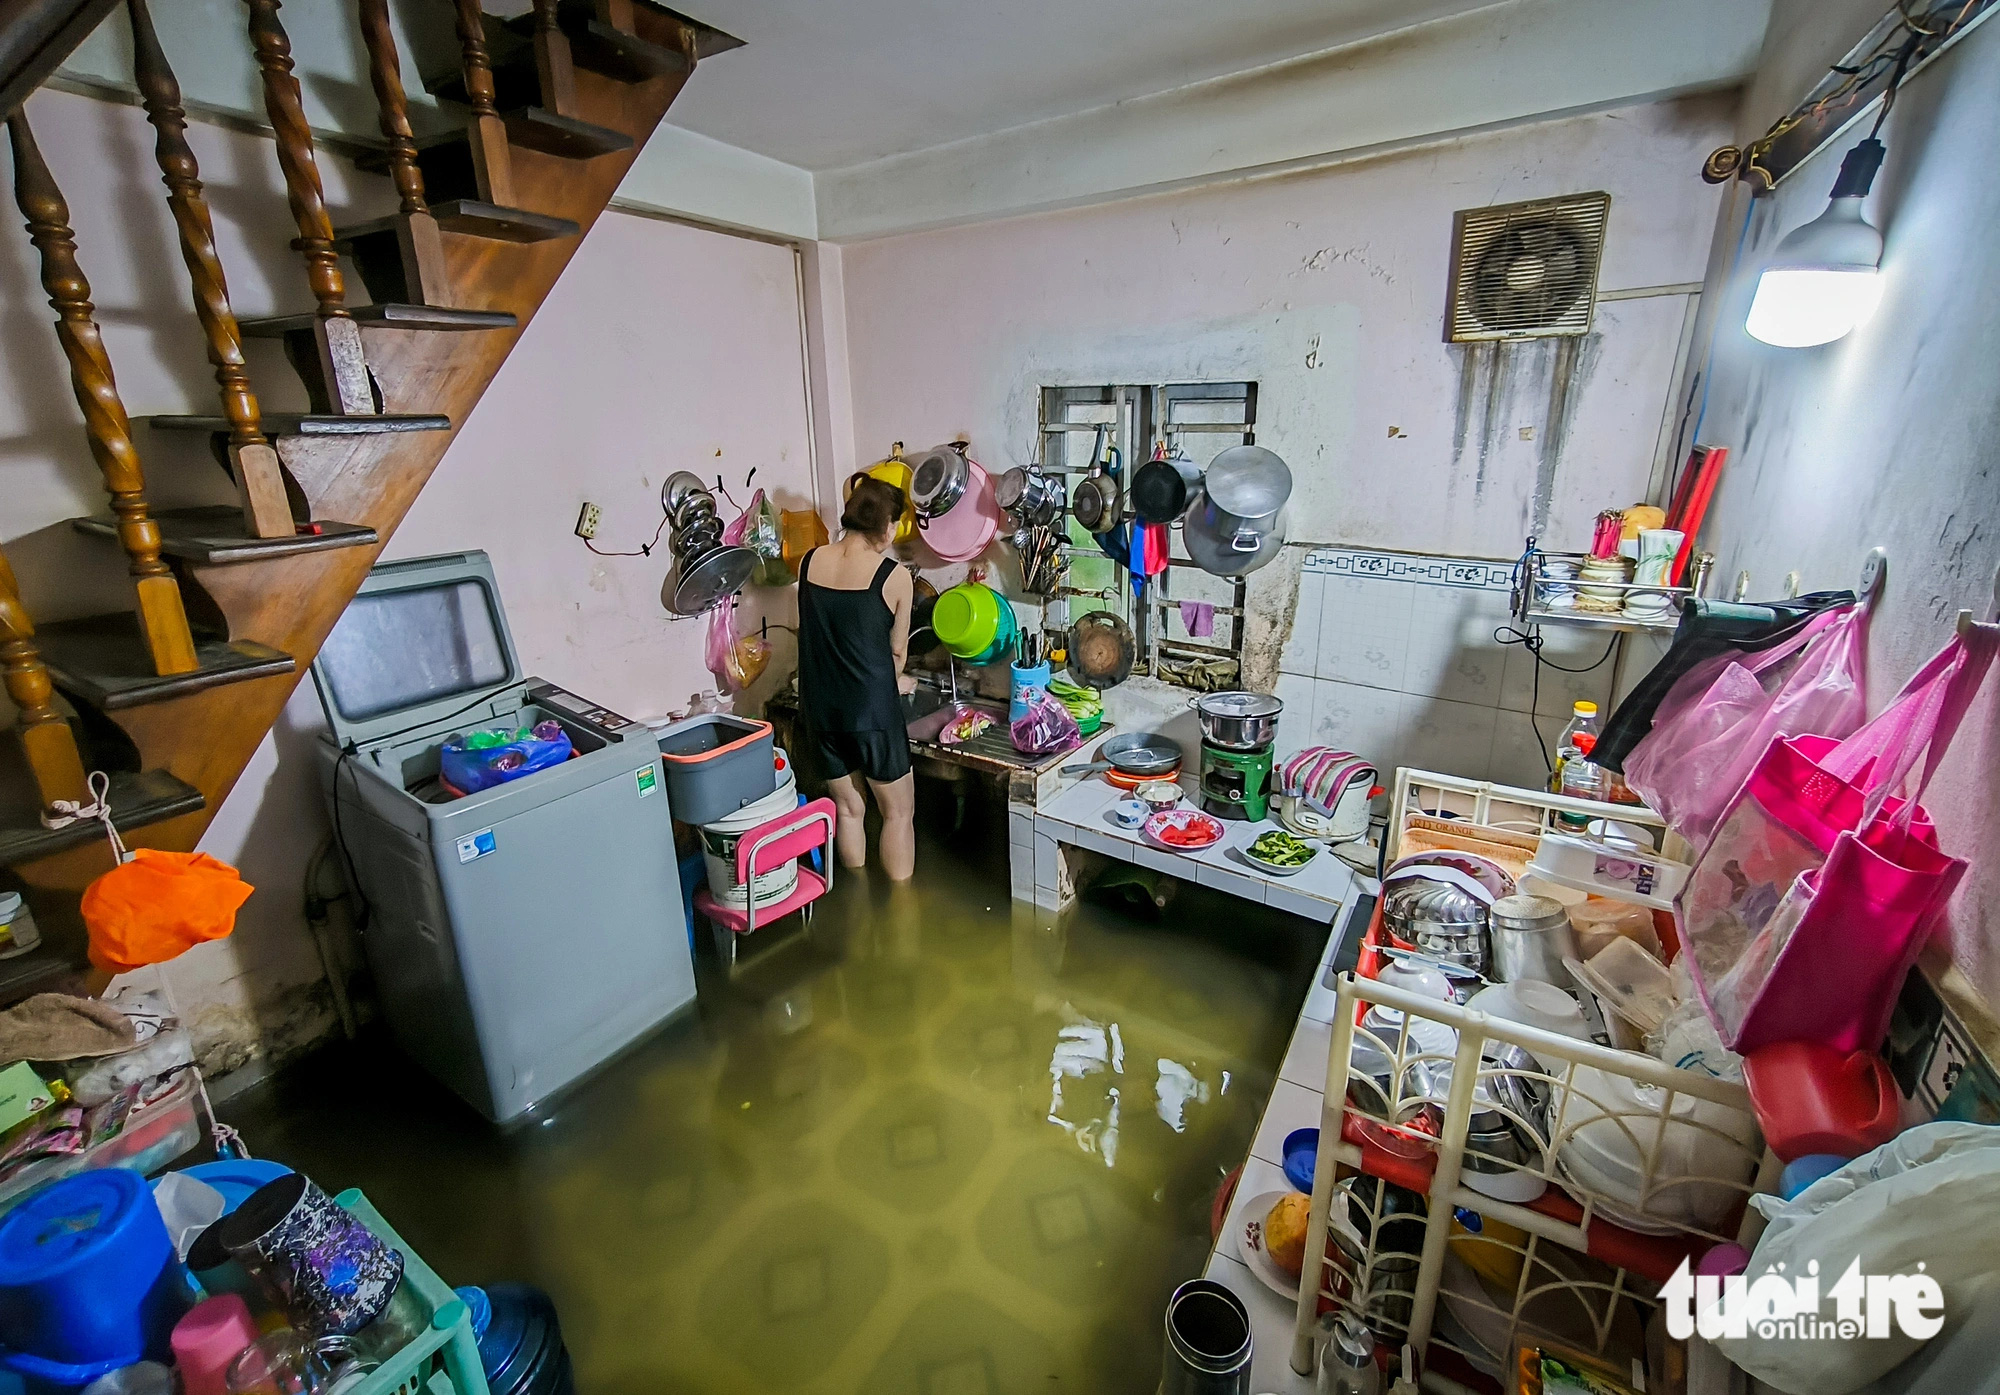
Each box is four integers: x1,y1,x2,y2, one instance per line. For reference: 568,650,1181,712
1288,961,1776,1382
1387,766,1682,865
1511,545,1695,636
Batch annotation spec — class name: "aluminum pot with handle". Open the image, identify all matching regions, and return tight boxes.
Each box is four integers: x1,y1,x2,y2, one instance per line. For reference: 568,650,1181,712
909,442,971,519
995,466,1063,527
1183,445,1290,578
1190,690,1281,751
1129,449,1202,525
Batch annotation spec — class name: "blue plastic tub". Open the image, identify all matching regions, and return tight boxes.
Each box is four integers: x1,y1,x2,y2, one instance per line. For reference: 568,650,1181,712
0,1170,185,1383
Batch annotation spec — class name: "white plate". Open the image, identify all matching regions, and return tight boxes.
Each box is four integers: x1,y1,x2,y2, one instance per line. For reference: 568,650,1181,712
1235,1190,1304,1299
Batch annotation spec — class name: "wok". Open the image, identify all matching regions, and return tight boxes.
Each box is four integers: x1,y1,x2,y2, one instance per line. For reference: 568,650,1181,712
1061,731,1181,778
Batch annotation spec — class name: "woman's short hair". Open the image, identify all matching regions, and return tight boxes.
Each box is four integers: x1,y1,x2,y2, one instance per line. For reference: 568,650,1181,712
842,475,904,540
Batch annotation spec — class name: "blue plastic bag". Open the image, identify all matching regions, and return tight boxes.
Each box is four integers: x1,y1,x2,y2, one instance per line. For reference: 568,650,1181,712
440,721,573,794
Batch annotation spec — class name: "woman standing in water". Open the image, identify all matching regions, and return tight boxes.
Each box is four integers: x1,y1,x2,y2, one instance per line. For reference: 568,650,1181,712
796,476,917,880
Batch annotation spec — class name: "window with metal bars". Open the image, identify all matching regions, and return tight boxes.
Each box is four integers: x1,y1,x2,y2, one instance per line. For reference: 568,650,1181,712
1036,382,1257,689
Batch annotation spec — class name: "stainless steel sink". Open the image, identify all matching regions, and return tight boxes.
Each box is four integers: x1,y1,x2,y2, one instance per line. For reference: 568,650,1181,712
901,686,946,728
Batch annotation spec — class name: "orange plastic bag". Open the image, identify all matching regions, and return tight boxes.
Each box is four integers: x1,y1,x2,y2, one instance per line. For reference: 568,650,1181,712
82,849,253,975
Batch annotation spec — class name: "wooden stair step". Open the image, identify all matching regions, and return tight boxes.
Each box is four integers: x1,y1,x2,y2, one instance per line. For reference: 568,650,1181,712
632,1,744,58
35,615,295,711
240,302,516,335
70,506,377,565
431,199,581,243
501,107,634,160
144,412,452,437
0,767,203,868
505,3,688,82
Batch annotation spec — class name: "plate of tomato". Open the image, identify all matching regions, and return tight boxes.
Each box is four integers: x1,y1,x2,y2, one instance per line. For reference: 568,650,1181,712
1142,807,1225,852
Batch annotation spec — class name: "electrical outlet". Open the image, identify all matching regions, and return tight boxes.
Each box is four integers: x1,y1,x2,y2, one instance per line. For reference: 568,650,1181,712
575,503,602,540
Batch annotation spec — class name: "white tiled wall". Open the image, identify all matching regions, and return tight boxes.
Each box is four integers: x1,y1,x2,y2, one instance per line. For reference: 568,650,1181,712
1276,548,1616,785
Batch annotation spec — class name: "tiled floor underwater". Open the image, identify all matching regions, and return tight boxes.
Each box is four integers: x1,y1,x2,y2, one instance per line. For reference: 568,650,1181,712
224,805,1327,1393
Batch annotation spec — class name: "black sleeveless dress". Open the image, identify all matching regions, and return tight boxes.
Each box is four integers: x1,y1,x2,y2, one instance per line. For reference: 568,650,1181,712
797,550,910,782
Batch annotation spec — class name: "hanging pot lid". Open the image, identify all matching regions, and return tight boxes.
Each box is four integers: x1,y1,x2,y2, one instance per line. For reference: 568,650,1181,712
662,545,755,616
994,466,1031,511
909,442,971,517
1195,690,1282,720
1203,445,1292,520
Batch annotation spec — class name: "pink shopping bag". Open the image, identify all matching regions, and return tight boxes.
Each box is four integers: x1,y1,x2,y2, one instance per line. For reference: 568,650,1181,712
1625,603,1866,851
1676,625,1997,1053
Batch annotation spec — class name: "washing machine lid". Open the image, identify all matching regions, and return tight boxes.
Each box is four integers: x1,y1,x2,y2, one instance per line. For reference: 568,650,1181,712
311,551,526,748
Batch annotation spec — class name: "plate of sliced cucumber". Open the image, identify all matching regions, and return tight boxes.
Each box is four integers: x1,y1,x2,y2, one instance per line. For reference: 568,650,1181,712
1243,829,1319,876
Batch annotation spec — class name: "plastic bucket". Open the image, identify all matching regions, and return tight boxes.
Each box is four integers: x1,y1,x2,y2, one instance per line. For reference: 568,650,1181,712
932,583,1002,658
0,1170,184,1374
699,765,801,911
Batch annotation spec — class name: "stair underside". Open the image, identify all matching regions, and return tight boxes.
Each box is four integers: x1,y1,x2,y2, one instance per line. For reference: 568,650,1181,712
0,767,203,867
239,304,518,336
143,413,452,437
71,507,378,564
508,4,688,81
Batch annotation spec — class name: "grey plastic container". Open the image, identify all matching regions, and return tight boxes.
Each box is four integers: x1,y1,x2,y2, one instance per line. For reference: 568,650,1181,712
655,713,777,825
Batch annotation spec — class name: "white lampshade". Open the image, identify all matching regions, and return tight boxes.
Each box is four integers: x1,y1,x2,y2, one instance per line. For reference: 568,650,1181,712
1745,139,1886,349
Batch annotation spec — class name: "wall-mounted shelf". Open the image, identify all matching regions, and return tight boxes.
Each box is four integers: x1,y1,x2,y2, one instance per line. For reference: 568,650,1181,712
1511,541,1693,635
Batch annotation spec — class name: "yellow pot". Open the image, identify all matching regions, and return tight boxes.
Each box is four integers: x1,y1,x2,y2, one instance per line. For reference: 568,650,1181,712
853,454,918,545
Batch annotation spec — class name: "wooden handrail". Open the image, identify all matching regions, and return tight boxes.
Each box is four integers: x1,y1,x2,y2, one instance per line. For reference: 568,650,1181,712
243,0,374,414
128,0,293,539
530,0,578,118
451,0,516,206
0,550,88,813
356,0,452,306
7,109,197,677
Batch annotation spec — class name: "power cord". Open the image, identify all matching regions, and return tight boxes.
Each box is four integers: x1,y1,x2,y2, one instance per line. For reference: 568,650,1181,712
584,513,668,559
1491,623,1619,774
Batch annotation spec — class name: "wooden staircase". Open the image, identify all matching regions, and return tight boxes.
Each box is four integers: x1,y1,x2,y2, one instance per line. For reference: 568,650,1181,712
0,0,736,997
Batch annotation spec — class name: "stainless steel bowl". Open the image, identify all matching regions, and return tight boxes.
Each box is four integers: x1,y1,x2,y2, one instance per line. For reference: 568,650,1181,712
1382,878,1489,975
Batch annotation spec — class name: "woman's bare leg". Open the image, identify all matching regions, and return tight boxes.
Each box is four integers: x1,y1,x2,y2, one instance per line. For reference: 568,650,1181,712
869,772,917,881
827,772,870,869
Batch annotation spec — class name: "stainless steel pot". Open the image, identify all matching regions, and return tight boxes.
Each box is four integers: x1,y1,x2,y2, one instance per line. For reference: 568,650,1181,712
1159,1280,1251,1395
1182,445,1290,579
1488,893,1579,984
909,442,970,518
1071,463,1120,534
1191,690,1281,750
995,466,1063,527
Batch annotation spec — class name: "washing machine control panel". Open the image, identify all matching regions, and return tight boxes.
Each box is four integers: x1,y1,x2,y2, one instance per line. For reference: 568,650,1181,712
527,682,639,739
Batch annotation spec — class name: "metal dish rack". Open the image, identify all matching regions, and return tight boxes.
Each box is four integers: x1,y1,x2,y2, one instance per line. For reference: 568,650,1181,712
1511,542,1695,636
1287,770,1770,1381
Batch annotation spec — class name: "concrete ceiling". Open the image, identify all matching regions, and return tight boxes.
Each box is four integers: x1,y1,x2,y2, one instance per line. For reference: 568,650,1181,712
665,0,1517,171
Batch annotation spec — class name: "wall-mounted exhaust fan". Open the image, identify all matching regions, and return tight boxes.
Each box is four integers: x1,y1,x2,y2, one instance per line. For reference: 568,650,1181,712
1445,191,1610,343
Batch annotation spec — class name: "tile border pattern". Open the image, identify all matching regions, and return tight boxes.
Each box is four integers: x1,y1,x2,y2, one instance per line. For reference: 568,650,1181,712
1303,547,1515,592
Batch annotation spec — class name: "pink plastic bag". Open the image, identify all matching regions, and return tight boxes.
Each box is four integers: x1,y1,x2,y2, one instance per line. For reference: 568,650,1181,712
1010,691,1080,755
1625,603,1866,851
1678,626,1997,1053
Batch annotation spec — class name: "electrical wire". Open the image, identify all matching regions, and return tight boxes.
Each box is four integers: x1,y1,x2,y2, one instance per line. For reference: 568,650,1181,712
1491,623,1620,774
584,512,669,558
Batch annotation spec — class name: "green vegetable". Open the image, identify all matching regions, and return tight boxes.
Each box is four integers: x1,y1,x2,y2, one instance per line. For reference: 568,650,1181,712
1047,678,1103,720
1249,831,1313,867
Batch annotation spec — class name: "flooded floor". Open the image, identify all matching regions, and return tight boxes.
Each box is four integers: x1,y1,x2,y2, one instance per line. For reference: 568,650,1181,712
226,798,1324,1393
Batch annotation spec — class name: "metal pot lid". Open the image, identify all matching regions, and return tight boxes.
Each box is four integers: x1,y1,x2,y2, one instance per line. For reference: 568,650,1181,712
994,466,1030,510
1202,445,1292,518
662,545,755,616
909,443,969,514
1195,690,1282,719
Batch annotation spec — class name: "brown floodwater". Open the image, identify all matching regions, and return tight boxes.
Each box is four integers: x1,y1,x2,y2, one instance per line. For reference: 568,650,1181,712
225,803,1321,1393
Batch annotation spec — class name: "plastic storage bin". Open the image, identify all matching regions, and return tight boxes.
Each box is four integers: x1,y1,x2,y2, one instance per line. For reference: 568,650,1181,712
331,1190,489,1395
0,1072,201,1215
654,715,775,824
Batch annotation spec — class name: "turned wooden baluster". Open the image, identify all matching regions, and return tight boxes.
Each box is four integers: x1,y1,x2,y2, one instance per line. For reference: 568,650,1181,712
129,0,294,539
8,112,198,678
451,0,516,207
357,0,453,306
244,0,374,415
0,551,89,813
530,0,578,117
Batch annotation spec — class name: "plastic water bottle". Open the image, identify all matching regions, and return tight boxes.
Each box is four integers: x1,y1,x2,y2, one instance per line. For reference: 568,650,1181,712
1551,700,1600,791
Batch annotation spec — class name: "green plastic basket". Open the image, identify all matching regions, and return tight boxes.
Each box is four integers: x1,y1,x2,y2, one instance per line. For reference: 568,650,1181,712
335,1189,491,1395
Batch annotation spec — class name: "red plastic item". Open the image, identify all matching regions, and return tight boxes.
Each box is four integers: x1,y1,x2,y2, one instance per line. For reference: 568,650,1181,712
1741,1040,1900,1162
693,797,837,938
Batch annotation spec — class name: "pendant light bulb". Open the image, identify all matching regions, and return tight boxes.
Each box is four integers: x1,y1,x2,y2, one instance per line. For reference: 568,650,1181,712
1746,138,1886,348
